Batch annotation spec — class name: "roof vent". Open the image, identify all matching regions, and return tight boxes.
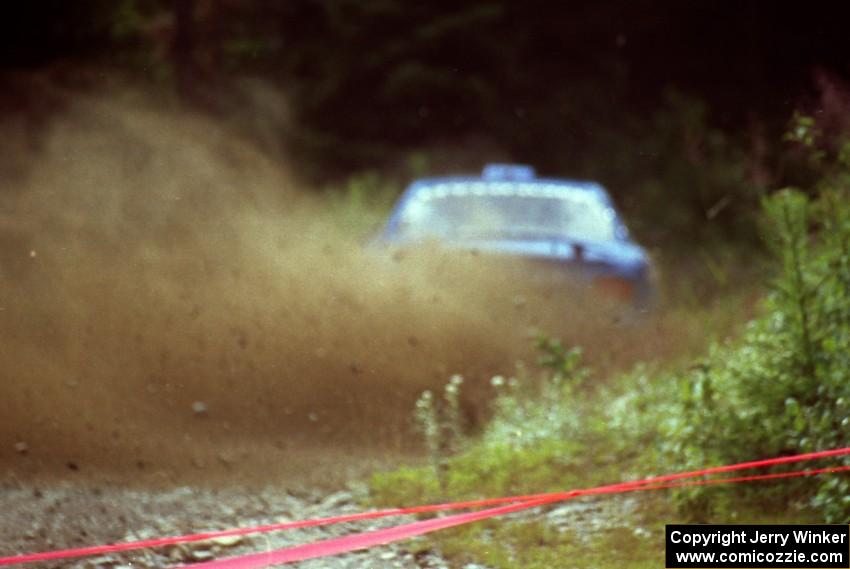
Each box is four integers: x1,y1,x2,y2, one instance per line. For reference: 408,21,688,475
481,163,536,182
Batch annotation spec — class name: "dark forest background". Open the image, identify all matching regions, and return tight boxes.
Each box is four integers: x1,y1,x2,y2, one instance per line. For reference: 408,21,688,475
2,1,849,249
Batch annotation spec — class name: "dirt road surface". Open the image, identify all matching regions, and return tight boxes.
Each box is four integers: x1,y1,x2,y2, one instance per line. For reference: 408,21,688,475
2,476,458,568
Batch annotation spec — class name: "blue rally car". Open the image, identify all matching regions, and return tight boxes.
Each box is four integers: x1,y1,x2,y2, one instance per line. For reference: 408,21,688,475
374,164,653,308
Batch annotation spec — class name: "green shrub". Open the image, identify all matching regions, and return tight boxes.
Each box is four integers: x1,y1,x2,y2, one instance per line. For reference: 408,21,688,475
662,123,850,521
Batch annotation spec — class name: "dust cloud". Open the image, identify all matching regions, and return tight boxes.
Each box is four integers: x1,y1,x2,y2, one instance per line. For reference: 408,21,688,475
0,93,685,486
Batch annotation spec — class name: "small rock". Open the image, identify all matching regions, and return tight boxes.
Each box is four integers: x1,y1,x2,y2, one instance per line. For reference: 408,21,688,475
168,546,188,562
14,441,28,454
89,555,121,566
192,401,209,415
191,549,215,561
320,490,353,510
209,535,242,548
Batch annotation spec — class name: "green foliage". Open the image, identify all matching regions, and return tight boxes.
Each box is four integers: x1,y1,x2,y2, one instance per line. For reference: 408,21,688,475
785,113,822,153
372,336,596,505
434,518,660,569
410,374,468,493
413,389,442,486
371,436,587,508
661,122,850,521
371,336,815,568
534,335,589,382
607,91,761,252
483,358,586,453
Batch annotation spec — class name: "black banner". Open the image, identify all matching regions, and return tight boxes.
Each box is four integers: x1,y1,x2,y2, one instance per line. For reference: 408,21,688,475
666,525,849,568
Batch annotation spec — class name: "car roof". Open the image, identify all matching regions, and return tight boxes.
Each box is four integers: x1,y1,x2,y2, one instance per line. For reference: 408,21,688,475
405,176,612,205
403,163,613,204
379,165,634,244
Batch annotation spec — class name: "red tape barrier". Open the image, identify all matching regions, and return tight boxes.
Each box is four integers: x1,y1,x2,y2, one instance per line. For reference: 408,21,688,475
0,447,847,567
178,465,850,569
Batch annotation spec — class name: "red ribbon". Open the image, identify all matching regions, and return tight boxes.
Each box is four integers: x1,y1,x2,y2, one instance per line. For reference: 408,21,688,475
0,447,847,567
180,464,850,569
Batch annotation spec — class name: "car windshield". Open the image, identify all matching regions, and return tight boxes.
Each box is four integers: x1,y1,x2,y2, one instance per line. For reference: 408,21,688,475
396,182,618,242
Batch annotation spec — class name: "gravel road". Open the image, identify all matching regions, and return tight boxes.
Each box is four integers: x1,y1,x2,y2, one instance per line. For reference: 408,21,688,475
2,474,648,569
1,479,454,569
